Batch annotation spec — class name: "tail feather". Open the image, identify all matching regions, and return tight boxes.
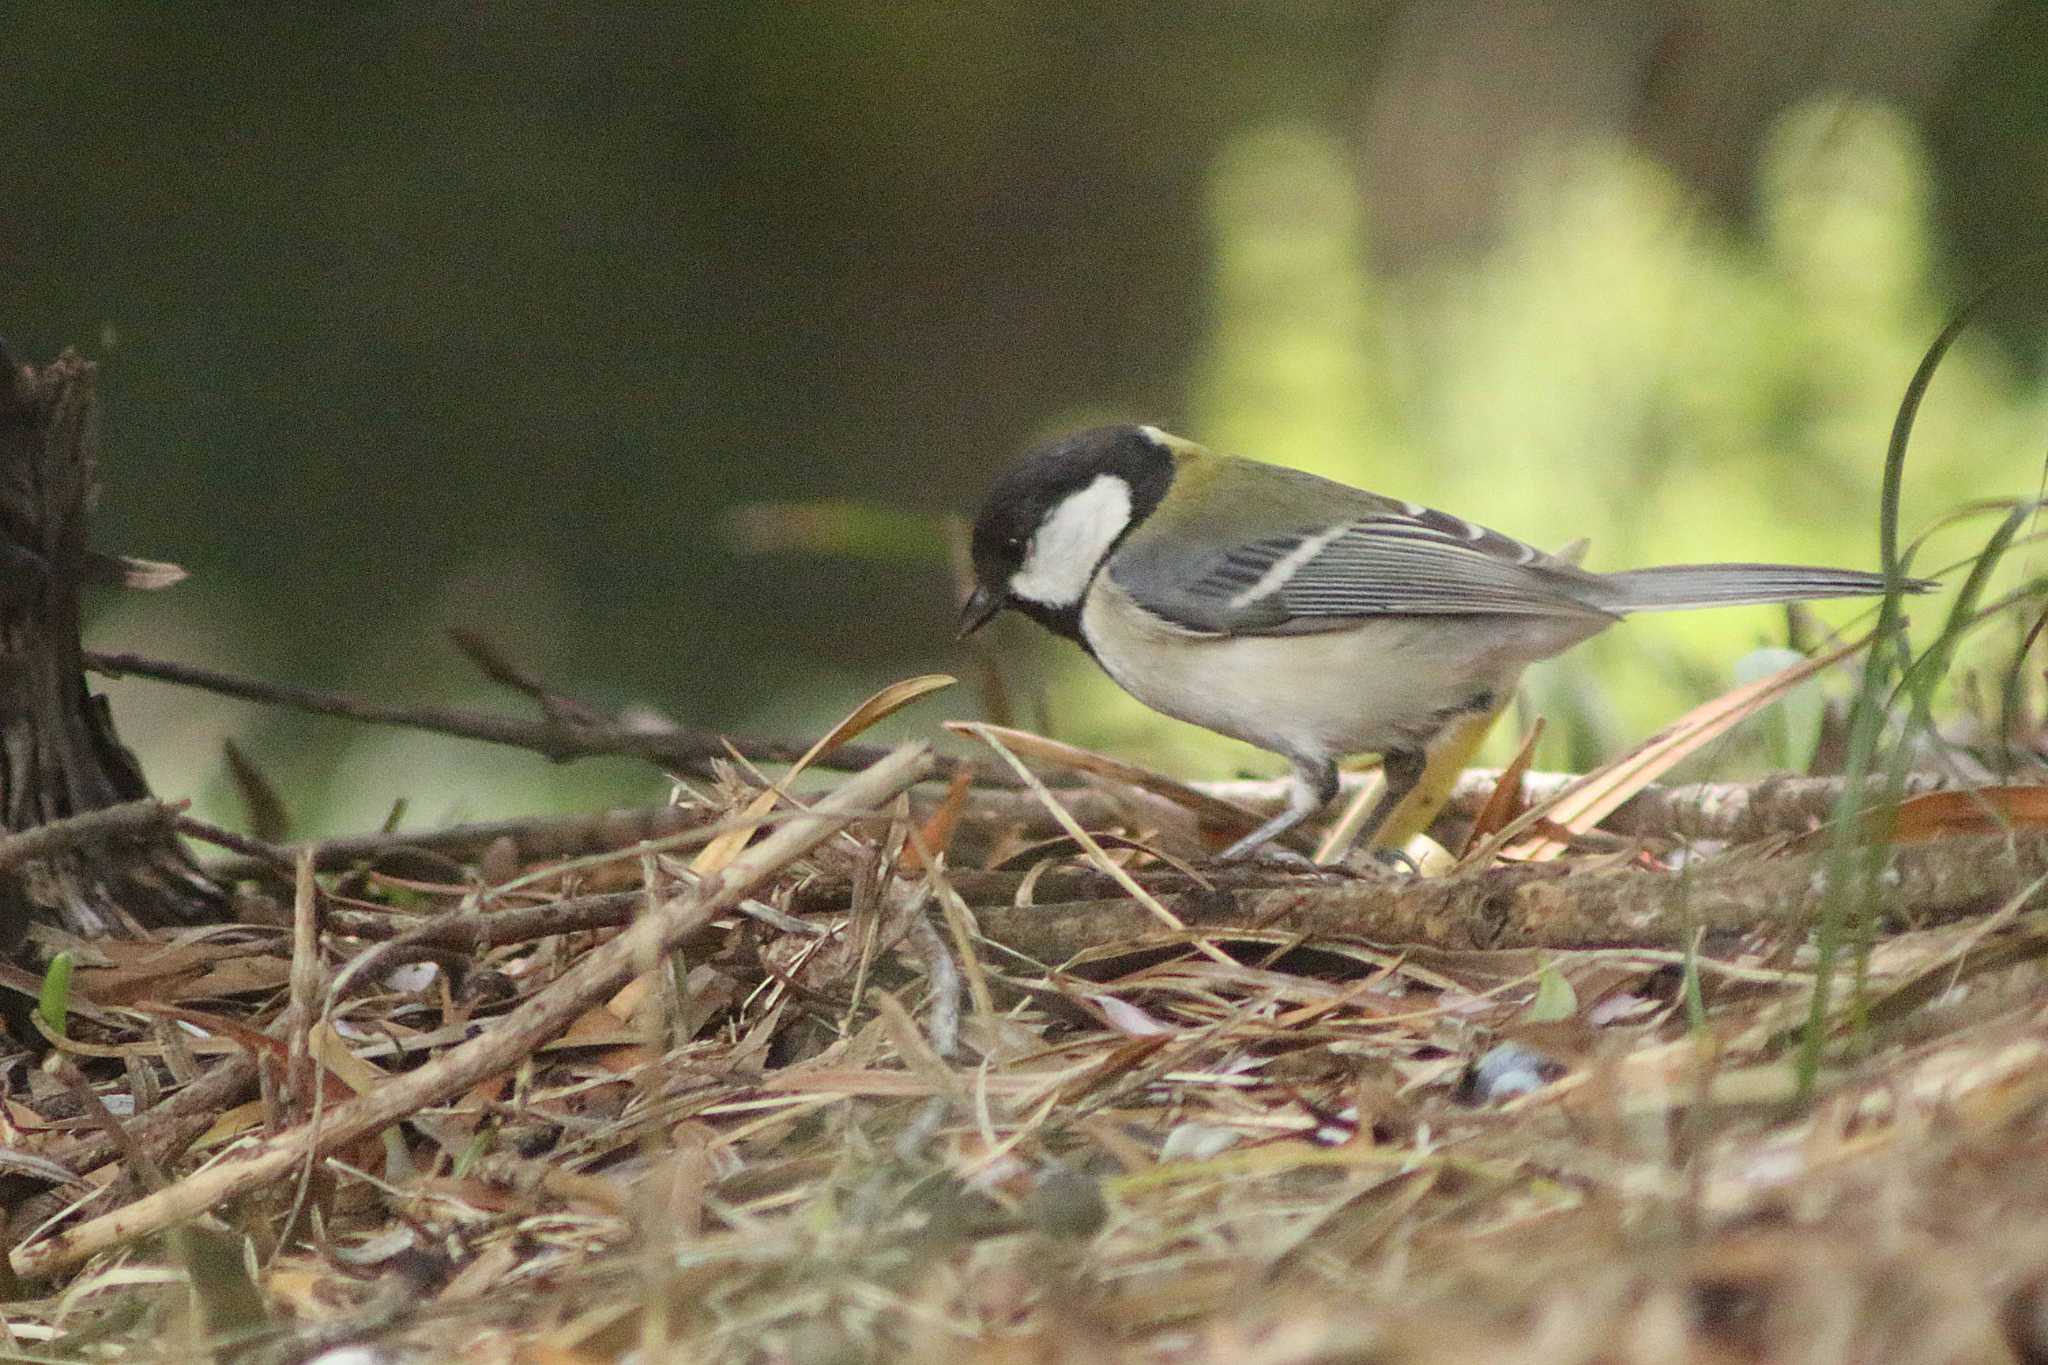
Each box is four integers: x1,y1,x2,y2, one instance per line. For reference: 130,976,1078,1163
1596,563,1933,614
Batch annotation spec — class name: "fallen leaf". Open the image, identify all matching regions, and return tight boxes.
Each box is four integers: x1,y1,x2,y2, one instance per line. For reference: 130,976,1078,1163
1789,784,2048,850
695,672,954,873
940,720,1270,843
1498,637,1869,862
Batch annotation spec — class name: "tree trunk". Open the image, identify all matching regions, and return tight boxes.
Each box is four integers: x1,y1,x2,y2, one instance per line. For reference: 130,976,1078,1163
0,343,220,959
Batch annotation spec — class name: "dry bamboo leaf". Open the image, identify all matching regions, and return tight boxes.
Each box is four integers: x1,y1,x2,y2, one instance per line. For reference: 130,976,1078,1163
694,672,953,873
1459,718,1545,859
72,942,290,1005
603,970,652,1024
306,1022,388,1094
194,1098,269,1150
440,1239,523,1302
953,722,1233,966
1499,636,1868,862
901,760,973,873
81,550,188,590
1785,784,2048,850
659,1121,721,1237
940,720,1270,842
561,1004,661,1068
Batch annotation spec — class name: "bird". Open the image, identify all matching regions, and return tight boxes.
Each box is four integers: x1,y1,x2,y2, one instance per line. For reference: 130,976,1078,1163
959,423,1928,862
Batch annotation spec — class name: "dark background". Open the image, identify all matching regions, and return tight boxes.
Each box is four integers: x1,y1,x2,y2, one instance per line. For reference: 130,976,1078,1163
4,3,2043,833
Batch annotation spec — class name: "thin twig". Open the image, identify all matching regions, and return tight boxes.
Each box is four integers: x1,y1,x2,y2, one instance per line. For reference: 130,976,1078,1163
445,626,610,727
85,649,996,784
43,1055,168,1193
905,909,962,1063
282,851,321,1123
197,805,710,879
176,814,296,871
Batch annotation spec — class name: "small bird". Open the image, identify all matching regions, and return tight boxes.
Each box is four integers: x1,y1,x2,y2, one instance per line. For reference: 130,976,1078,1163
961,424,1926,862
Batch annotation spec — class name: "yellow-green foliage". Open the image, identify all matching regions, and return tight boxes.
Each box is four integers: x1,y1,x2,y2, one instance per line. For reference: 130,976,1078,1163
1049,94,2046,781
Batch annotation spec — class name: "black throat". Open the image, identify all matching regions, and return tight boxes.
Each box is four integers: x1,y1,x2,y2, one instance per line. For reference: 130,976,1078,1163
1011,591,1088,646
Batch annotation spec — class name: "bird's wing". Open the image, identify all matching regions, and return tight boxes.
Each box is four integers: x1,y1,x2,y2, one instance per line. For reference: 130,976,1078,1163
1113,501,1618,636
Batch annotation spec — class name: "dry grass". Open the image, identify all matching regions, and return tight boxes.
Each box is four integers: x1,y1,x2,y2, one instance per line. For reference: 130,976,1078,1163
6,722,2048,1364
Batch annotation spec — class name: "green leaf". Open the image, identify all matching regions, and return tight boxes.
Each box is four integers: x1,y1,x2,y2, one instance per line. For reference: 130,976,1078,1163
37,951,74,1039
1523,961,1578,1022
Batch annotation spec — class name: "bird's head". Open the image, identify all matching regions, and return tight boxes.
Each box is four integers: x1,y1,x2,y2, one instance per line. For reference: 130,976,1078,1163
960,424,1180,640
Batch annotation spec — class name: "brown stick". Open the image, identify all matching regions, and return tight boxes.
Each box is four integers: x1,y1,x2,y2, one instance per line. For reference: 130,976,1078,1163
7,742,933,1282
0,799,179,873
967,832,2048,963
195,767,1981,893
948,769,1978,851
196,804,713,880
318,889,647,947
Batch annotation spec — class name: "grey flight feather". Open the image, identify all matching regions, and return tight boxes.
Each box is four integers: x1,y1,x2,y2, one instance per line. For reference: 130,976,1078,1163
1113,506,1620,635
1101,451,1926,637
1275,516,1613,619
1113,506,1920,638
1589,563,1912,612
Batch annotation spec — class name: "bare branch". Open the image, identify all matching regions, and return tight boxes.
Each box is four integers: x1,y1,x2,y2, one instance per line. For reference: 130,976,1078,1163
84,648,996,784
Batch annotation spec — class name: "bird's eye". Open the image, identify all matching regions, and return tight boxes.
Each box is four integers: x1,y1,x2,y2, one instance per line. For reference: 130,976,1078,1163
1005,535,1025,549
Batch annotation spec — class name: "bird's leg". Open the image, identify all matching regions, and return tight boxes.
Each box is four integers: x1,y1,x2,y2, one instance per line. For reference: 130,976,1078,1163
1346,746,1428,852
1217,756,1339,862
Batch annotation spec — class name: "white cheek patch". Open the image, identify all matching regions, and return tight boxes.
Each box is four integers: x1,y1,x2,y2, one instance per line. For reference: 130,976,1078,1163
1009,474,1133,608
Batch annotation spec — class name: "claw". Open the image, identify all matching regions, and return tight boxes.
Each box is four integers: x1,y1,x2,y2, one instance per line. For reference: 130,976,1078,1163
1219,844,1319,872
1366,846,1421,876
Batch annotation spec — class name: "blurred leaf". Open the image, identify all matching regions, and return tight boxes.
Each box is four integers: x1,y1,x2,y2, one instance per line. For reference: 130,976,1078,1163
1735,646,1823,771
222,738,292,844
902,760,973,873
1522,963,1578,1023
170,1221,269,1342
1321,694,1511,860
82,551,187,590
723,500,947,562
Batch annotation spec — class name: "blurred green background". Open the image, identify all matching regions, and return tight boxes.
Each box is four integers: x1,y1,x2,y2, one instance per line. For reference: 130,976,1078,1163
5,4,2046,836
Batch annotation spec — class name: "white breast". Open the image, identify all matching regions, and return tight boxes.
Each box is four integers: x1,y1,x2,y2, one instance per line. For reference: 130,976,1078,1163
1079,575,1603,760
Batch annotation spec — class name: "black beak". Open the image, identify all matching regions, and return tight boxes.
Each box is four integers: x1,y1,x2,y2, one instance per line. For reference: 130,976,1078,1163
959,583,1005,637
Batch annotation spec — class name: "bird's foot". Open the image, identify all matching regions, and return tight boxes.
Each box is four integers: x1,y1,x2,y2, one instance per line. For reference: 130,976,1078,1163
1212,844,1374,879
1361,845,1422,876
1220,844,1320,873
